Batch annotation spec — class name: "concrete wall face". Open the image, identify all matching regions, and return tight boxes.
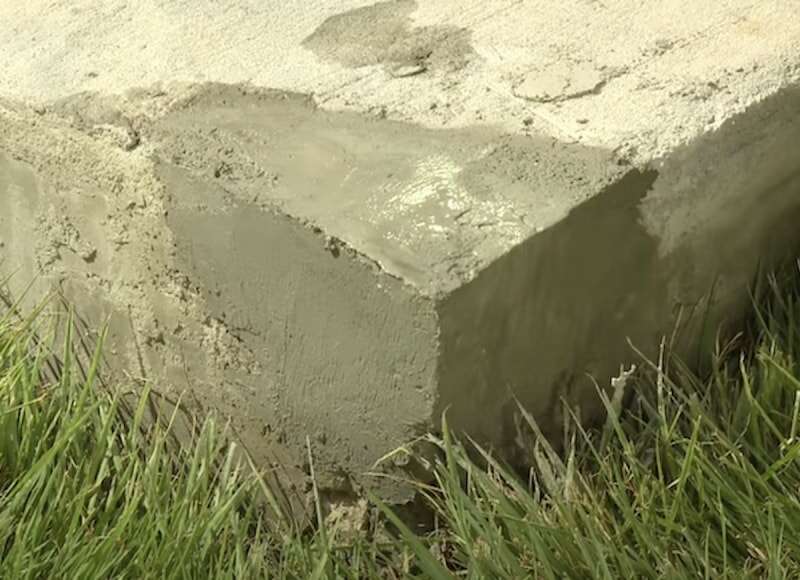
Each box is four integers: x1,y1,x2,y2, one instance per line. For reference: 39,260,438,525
1,0,800,501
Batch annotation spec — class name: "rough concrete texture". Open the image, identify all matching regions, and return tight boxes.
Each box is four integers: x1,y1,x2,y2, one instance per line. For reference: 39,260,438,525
1,1,800,500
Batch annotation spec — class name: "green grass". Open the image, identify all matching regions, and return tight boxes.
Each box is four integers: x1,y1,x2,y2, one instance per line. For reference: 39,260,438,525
1,260,800,578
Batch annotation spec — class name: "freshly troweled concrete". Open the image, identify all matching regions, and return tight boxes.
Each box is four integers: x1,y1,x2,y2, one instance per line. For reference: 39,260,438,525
1,1,799,499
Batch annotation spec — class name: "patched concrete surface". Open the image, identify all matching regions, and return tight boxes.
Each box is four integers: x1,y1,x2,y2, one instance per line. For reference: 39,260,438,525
1,1,800,500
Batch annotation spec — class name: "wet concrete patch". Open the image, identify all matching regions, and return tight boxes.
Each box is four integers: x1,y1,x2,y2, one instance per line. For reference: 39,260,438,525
302,0,474,76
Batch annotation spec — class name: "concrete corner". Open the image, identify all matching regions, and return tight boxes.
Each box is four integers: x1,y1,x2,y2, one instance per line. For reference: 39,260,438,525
1,1,799,499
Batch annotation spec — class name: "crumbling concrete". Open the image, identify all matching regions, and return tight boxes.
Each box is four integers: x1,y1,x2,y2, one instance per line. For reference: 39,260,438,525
1,1,799,500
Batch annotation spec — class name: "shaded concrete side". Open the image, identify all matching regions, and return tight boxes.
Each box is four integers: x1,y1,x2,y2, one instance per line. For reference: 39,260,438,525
641,84,800,330
435,168,665,455
435,83,800,458
0,101,440,501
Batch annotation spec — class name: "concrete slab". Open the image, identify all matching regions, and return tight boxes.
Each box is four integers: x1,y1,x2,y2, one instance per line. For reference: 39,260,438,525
1,1,799,499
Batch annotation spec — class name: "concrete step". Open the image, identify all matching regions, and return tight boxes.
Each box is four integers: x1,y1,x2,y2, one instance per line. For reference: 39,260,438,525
1,0,799,500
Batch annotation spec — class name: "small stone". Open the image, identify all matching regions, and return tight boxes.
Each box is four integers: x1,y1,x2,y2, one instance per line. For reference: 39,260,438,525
323,235,341,257
123,129,140,151
390,63,427,78
80,247,98,263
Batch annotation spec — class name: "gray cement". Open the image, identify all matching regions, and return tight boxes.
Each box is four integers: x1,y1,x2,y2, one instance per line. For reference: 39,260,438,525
1,0,800,503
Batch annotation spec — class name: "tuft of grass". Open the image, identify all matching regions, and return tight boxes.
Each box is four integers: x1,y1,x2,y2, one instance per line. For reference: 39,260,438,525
1,259,800,578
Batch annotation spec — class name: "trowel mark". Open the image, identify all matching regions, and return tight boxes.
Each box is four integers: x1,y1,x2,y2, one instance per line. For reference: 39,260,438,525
301,0,474,75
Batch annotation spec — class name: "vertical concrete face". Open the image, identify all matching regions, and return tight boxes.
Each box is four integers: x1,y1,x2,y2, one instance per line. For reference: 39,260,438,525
435,169,666,453
163,184,440,490
1,0,800,500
